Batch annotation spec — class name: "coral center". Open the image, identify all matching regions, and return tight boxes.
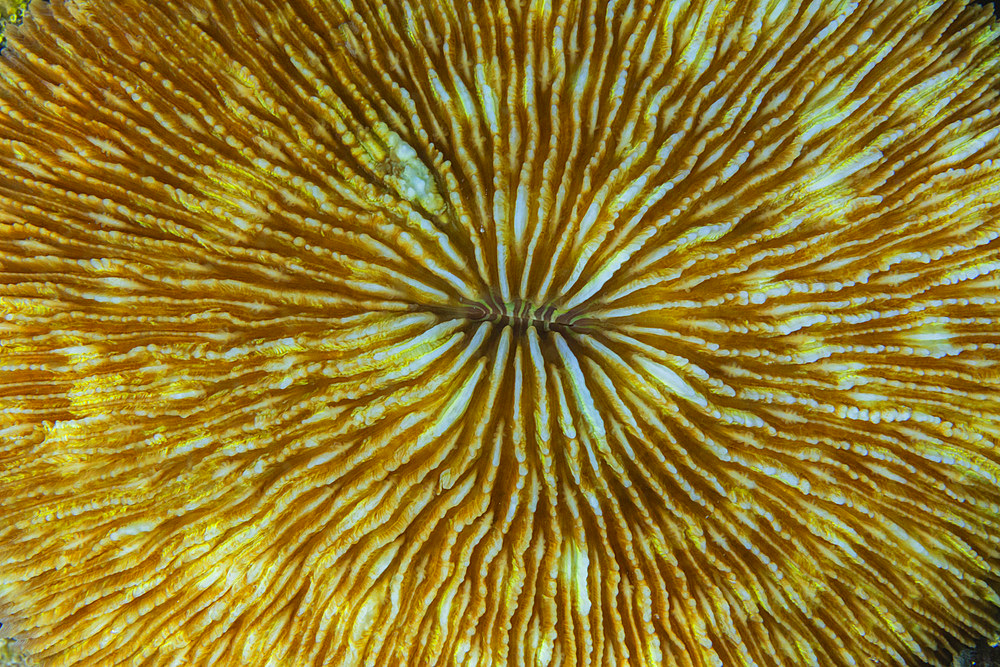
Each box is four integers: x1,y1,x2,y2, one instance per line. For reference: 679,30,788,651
470,298,577,333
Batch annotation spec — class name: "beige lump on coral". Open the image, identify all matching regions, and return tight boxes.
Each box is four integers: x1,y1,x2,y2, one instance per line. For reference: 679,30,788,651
1,0,1000,665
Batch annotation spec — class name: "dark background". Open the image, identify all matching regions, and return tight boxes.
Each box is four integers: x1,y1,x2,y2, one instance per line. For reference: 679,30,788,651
954,634,1000,667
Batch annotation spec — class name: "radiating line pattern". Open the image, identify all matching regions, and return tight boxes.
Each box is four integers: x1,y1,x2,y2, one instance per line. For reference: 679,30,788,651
1,0,999,665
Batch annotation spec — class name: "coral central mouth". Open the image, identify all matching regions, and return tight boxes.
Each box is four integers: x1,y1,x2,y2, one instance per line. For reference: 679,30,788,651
467,298,578,333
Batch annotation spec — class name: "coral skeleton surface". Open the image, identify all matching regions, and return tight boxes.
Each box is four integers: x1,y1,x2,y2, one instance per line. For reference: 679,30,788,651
1,0,1000,665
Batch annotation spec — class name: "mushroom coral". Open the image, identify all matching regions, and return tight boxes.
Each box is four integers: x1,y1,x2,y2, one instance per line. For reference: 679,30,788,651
1,0,1000,665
